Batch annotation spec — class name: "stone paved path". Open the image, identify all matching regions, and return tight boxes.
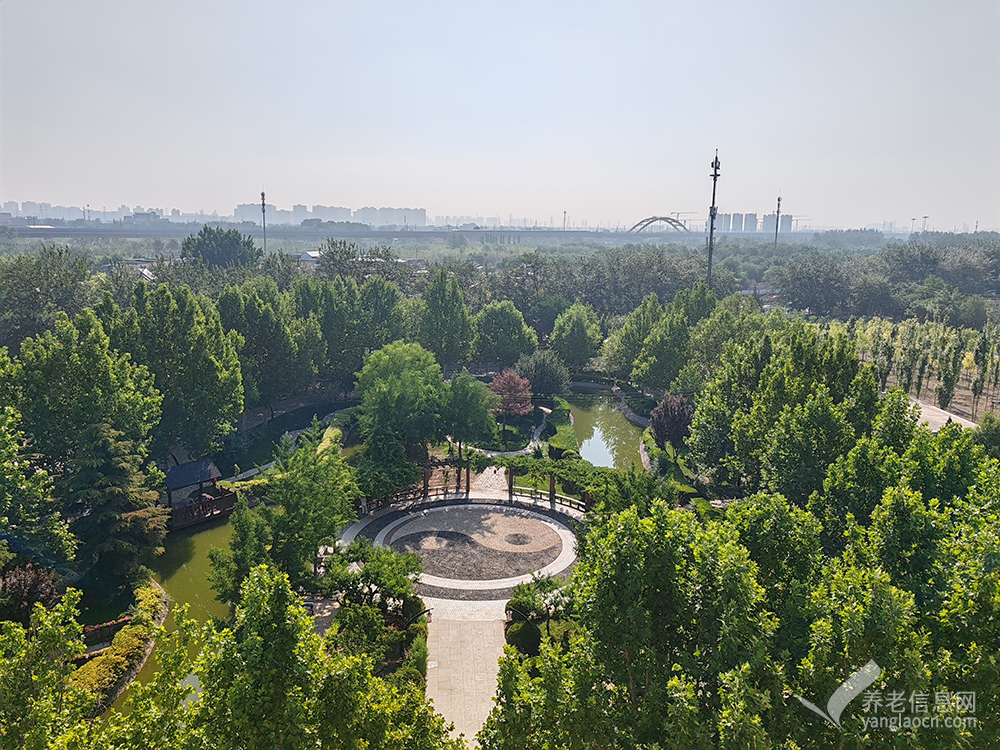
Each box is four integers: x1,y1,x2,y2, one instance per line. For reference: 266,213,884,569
425,599,507,747
338,494,583,747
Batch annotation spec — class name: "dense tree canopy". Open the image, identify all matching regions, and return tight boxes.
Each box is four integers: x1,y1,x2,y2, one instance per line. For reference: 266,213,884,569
418,269,474,366
549,302,602,372
475,300,538,368
181,226,262,267
0,568,463,750
94,283,243,457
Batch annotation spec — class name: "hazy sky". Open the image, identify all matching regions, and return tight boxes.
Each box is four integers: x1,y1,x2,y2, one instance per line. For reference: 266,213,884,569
2,0,998,230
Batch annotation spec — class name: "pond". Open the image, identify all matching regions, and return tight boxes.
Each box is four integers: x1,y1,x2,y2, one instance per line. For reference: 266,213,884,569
565,390,645,470
110,517,232,711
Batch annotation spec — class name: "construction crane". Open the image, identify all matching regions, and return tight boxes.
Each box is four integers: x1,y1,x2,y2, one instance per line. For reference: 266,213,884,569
670,211,698,228
792,216,811,232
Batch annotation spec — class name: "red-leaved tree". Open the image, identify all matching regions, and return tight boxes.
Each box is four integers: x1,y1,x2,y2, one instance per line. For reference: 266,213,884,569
490,370,532,445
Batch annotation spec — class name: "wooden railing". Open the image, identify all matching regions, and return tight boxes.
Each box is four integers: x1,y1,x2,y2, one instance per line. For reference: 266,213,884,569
512,485,587,513
365,481,587,516
169,488,238,530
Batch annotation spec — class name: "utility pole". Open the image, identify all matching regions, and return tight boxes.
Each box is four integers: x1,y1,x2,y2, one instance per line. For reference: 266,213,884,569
773,194,781,251
261,191,267,255
706,150,720,289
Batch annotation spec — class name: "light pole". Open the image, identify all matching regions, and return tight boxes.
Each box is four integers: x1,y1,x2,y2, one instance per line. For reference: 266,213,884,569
261,191,267,255
706,150,721,289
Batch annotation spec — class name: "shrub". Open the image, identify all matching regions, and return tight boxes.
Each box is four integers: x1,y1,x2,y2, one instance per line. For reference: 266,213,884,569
68,582,166,710
389,663,424,690
408,632,428,677
401,595,426,625
505,620,540,656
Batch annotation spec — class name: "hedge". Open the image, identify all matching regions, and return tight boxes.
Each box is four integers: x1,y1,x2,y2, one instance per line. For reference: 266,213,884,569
68,582,167,711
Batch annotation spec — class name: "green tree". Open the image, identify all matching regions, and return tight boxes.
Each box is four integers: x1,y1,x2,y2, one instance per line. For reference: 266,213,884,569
445,369,499,458
0,406,74,563
0,245,93,352
475,300,538,369
601,293,661,380
760,387,854,505
0,588,92,750
193,565,327,750
265,427,358,586
631,310,690,390
514,349,570,398
2,310,161,483
181,225,262,267
65,423,169,577
902,421,985,506
572,502,776,745
358,276,405,354
316,239,403,286
807,435,905,554
217,280,304,414
419,269,474,365
208,496,271,611
95,283,243,458
356,341,448,448
549,302,602,372
725,493,823,664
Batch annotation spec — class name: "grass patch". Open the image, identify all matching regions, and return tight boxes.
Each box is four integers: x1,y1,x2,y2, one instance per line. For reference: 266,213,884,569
545,397,578,458
472,408,541,451
642,428,698,494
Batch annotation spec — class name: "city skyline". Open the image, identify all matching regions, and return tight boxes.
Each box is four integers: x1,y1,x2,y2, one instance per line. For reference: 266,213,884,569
2,1,998,231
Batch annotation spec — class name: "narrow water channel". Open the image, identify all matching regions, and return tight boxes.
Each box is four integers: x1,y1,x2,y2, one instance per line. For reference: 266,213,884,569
565,390,645,469
110,517,232,711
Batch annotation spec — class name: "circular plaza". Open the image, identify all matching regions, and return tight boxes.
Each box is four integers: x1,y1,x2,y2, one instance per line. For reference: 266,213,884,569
343,501,579,600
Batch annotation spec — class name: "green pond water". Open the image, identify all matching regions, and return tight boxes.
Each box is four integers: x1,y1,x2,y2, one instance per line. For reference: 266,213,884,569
566,391,645,469
110,517,232,711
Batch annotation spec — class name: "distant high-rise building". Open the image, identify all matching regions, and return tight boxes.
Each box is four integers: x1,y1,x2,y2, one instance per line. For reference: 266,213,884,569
312,205,353,222
292,204,308,223
354,207,379,226
762,213,777,235
780,214,793,233
719,213,731,232
744,213,758,232
731,213,743,233
2,201,17,214
234,203,266,223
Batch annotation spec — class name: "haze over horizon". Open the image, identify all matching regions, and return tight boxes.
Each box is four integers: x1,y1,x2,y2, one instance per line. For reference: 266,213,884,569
2,0,998,232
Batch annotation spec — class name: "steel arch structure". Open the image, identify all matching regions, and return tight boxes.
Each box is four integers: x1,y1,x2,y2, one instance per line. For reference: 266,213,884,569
627,216,692,234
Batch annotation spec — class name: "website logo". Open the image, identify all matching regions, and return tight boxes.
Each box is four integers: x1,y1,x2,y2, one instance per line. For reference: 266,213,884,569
796,659,882,729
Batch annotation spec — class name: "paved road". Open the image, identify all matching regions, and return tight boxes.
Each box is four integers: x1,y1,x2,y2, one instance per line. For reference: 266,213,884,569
911,397,977,430
425,599,507,747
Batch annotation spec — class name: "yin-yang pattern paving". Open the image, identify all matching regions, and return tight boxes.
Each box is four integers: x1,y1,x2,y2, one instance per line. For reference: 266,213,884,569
386,506,562,581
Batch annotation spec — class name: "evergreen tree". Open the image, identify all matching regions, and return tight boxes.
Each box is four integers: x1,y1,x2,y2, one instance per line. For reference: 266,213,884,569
549,302,602,372
475,300,538,368
419,269,474,365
